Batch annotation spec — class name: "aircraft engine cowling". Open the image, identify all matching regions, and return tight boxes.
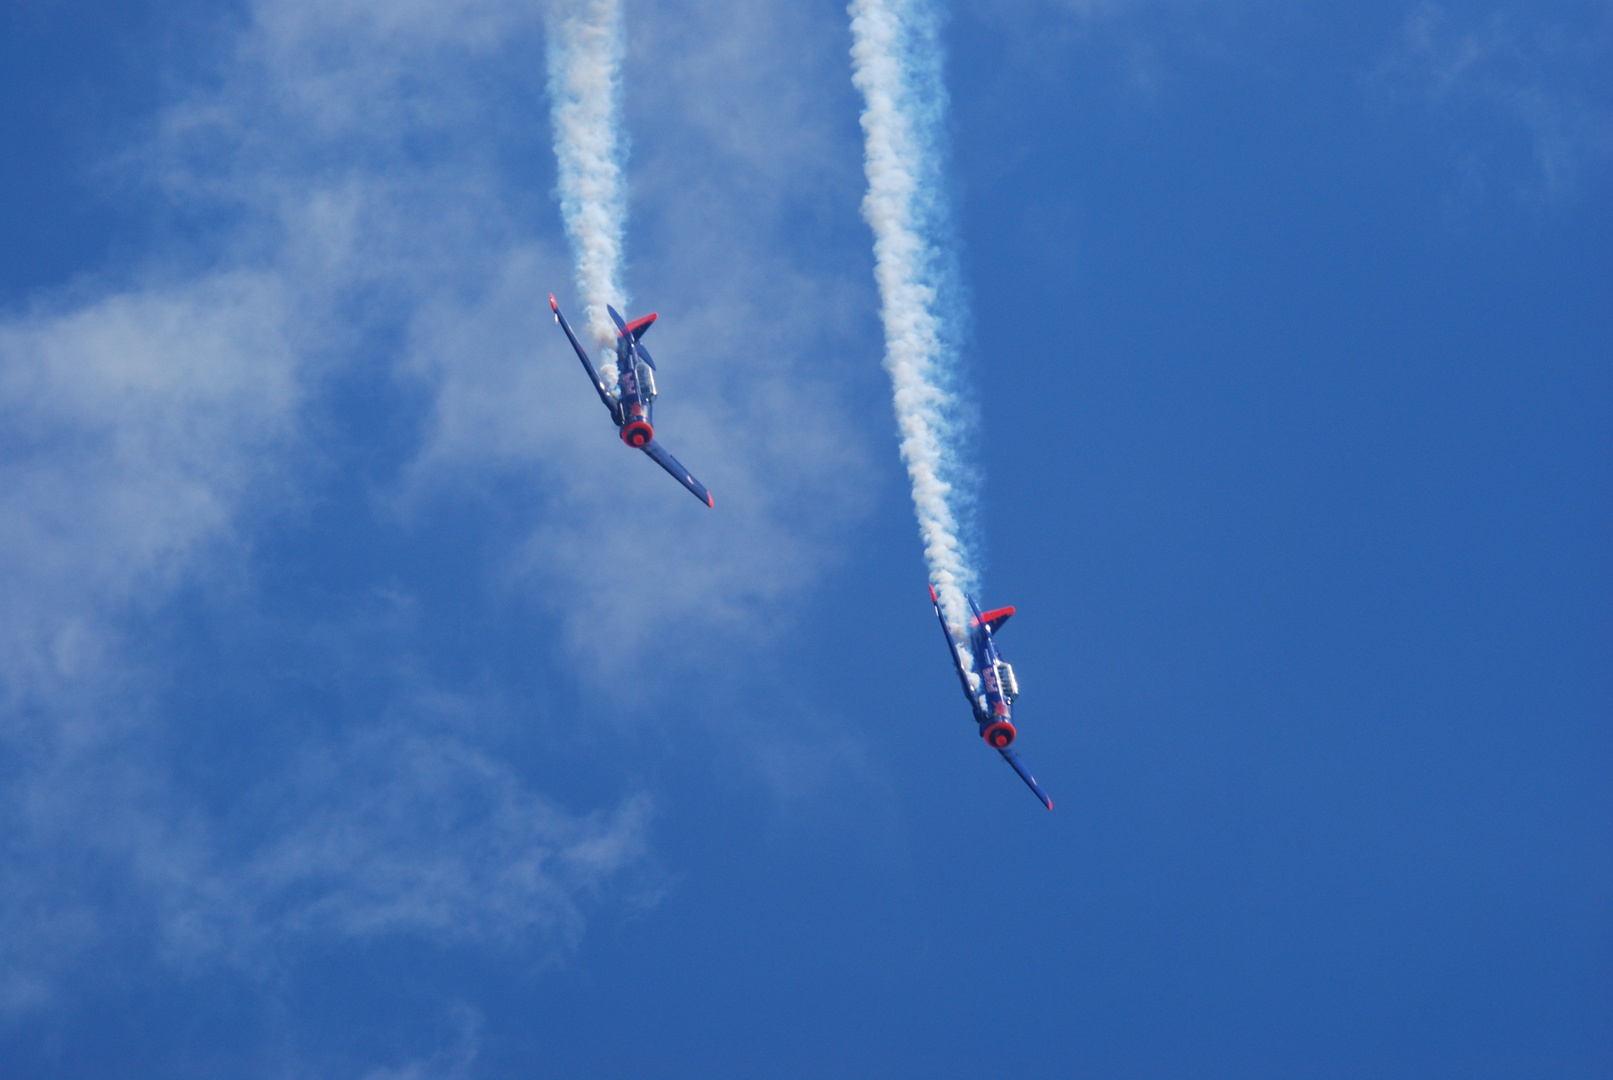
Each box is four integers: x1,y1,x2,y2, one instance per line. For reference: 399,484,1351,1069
982,720,1016,748
621,420,654,448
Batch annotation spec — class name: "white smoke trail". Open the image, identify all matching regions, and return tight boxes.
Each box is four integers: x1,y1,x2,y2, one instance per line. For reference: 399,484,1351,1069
849,0,979,652
546,0,628,356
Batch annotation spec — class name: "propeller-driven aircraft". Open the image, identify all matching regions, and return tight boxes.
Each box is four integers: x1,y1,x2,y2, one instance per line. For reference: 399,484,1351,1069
550,294,714,507
930,585,1052,809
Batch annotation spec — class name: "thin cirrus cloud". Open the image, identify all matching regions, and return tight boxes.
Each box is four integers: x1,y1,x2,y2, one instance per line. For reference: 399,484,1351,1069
1366,2,1613,202
0,0,880,1017
0,269,300,701
156,730,655,966
958,0,1611,200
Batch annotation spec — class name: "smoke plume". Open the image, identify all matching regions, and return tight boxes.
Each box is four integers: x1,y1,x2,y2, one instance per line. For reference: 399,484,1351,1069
849,0,978,652
547,0,629,350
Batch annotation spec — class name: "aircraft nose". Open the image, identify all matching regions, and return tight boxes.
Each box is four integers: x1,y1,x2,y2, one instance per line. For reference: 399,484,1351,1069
982,720,1016,748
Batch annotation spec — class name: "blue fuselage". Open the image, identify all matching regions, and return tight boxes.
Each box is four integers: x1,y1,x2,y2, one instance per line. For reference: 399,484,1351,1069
615,337,644,414
968,624,1011,728
613,336,655,447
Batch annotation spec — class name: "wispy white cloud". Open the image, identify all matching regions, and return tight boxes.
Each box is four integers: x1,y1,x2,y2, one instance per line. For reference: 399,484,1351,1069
244,731,651,950
2,698,655,996
0,3,583,1005
356,1004,482,1080
0,271,302,707
1367,3,1613,203
951,0,1261,91
0,0,885,1034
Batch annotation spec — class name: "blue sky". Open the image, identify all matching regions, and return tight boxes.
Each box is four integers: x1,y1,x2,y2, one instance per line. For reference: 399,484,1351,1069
0,1,1608,1077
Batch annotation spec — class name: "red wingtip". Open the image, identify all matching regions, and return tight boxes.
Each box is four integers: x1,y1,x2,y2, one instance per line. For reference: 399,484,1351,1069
706,492,715,508
928,584,939,603
548,293,558,311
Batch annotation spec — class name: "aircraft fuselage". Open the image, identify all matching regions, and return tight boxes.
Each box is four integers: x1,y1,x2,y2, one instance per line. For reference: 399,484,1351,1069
965,599,1017,748
613,333,655,448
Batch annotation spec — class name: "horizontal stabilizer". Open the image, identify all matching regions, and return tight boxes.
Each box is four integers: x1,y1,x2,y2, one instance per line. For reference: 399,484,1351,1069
622,313,657,341
972,606,1015,635
605,304,657,343
999,746,1052,810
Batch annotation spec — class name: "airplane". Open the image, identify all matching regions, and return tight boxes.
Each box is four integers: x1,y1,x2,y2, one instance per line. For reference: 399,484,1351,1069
930,585,1053,809
549,293,714,507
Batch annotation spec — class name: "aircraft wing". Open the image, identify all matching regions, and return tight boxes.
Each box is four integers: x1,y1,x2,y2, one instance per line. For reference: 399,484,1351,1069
999,746,1053,810
642,439,715,507
550,295,621,424
930,585,975,705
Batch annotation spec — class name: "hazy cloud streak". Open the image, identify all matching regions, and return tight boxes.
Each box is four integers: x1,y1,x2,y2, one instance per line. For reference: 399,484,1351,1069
0,0,662,1013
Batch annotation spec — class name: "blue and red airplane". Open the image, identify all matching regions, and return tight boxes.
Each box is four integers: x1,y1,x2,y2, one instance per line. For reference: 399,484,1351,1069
930,585,1053,809
550,294,714,507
